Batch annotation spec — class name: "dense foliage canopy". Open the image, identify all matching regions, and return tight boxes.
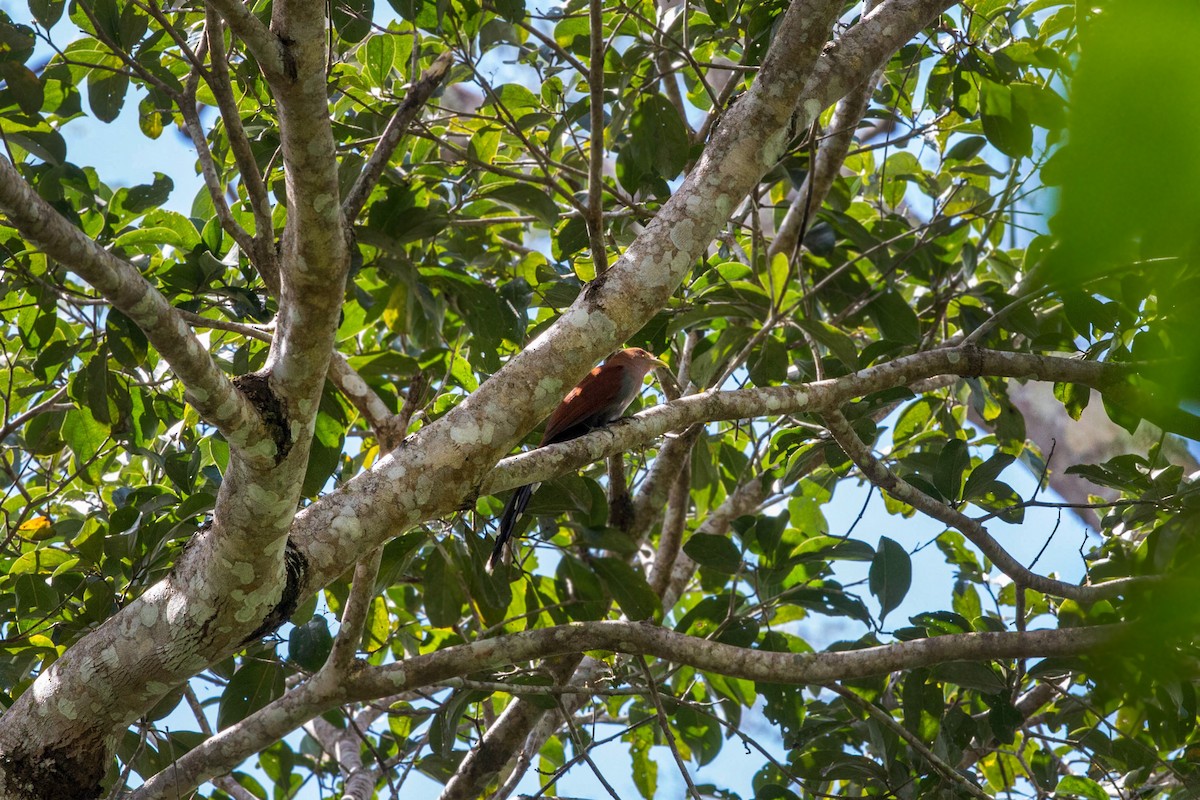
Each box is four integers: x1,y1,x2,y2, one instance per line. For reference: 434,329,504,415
3,0,1200,797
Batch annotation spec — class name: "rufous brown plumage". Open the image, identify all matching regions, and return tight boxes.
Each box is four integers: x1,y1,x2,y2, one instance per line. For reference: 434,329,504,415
487,347,667,573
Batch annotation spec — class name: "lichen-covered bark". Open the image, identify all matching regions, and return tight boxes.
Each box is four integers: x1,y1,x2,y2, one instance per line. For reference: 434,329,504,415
287,0,960,597
0,156,271,458
0,0,965,795
130,620,1125,799
0,0,350,788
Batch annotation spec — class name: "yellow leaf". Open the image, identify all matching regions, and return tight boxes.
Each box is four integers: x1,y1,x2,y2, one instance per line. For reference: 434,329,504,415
18,516,54,541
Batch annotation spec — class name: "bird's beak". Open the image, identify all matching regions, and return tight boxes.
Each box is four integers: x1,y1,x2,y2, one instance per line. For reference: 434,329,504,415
648,356,669,370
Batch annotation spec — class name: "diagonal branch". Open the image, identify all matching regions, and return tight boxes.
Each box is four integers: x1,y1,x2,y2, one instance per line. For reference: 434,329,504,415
586,0,609,273
323,548,384,675
820,407,1145,602
131,621,1126,799
342,51,455,223
768,0,885,259
0,156,273,458
0,386,69,443
476,349,1128,501
205,7,278,283
830,683,991,799
203,0,287,81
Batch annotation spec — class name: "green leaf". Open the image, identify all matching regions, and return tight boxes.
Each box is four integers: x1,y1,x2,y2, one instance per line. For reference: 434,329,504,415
869,536,912,622
479,183,559,227
980,80,1032,158
945,135,986,161
628,724,658,799
1053,381,1090,421
1056,776,1109,800
218,660,286,729
683,533,742,574
633,94,688,178
930,661,1007,694
333,0,373,41
0,62,43,115
592,558,660,621
866,290,921,344
790,535,875,562
795,318,859,368
288,616,333,672
124,176,177,216
553,16,590,56
933,438,970,502
424,547,465,627
87,66,128,123
361,33,396,86
301,410,346,497
962,452,1015,501
29,0,64,28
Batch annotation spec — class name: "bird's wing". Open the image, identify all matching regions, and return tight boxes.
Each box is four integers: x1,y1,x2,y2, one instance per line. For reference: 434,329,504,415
540,365,629,445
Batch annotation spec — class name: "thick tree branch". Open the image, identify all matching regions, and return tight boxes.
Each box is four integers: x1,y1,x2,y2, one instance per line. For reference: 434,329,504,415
768,0,884,258
133,621,1125,798
0,156,273,457
476,349,1126,499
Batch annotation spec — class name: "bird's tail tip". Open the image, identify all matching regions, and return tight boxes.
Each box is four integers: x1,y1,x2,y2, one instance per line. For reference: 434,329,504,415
485,539,506,575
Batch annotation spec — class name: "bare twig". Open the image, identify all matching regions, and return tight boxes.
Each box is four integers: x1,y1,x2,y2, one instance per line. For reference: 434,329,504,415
820,408,1145,602
343,51,455,223
325,547,385,673
830,683,991,799
206,7,278,282
0,386,68,442
636,656,703,800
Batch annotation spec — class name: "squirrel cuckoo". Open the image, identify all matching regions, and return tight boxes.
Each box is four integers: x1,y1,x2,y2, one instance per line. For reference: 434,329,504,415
487,347,668,573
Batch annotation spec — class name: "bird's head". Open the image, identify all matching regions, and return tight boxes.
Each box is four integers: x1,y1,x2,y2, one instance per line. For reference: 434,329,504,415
605,347,668,375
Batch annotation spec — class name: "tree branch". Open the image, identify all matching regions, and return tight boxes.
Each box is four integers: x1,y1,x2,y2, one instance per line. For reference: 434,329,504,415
768,0,884,258
586,0,608,273
205,7,277,280
342,51,455,223
203,0,286,81
830,683,991,799
821,408,1144,601
324,548,383,675
0,156,273,458
476,349,1127,499
0,386,68,442
132,621,1126,799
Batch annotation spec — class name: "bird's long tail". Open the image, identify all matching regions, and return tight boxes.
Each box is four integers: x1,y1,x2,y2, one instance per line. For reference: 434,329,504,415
487,484,534,573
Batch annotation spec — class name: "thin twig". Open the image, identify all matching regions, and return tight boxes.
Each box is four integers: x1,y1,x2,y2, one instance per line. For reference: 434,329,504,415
820,408,1144,602
636,656,703,800
830,683,991,799
343,51,455,222
0,385,68,441
205,7,277,282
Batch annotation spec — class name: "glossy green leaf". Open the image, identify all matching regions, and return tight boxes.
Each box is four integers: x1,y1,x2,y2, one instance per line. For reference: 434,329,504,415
869,536,912,622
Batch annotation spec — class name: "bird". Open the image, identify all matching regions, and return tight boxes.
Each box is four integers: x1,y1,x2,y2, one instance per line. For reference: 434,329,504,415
487,347,668,573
